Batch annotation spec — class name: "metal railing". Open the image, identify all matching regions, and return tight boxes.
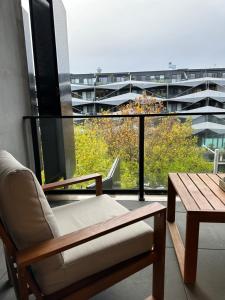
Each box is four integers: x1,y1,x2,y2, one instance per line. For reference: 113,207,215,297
24,111,225,200
87,157,120,190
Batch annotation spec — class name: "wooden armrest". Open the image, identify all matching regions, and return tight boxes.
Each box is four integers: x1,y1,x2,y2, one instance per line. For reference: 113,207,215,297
17,202,166,268
42,173,102,195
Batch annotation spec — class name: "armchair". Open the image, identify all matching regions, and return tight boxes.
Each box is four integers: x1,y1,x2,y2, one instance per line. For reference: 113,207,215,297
0,151,166,300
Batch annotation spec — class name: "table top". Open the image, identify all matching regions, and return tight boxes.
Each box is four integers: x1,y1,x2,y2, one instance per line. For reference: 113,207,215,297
169,173,225,212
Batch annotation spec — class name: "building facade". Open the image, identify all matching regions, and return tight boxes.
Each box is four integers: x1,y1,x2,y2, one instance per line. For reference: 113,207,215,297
71,68,225,85
70,68,225,150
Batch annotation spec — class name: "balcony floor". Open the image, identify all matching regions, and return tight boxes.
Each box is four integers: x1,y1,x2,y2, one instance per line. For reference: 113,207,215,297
1,199,225,299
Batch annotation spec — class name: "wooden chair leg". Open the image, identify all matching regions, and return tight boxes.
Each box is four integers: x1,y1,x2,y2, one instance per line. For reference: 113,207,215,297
17,267,29,300
4,249,13,286
3,248,21,299
152,210,166,300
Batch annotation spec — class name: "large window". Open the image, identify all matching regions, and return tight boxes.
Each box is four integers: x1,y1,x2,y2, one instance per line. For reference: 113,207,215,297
204,137,225,149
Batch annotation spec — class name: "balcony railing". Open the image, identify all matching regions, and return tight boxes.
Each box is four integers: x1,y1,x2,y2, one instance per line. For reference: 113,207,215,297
24,111,225,200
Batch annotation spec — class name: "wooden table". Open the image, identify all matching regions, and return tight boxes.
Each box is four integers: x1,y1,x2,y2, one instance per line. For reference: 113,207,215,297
167,173,225,284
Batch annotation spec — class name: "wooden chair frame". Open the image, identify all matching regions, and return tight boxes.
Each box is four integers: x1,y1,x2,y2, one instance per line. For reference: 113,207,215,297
0,173,166,300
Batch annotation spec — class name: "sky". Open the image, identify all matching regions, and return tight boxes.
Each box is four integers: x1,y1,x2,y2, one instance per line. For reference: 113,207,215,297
22,0,225,74
62,0,225,74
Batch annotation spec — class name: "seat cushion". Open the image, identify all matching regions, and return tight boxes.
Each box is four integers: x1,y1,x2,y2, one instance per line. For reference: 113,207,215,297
0,150,63,272
34,194,154,295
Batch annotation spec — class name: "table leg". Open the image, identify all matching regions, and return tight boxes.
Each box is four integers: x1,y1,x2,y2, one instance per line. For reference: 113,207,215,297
167,176,176,222
184,213,199,284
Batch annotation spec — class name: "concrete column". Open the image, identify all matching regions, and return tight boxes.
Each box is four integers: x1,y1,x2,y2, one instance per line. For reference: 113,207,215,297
0,0,31,165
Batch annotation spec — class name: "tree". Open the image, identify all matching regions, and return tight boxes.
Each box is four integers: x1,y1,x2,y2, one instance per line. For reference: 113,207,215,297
74,124,113,188
144,117,212,187
74,96,212,189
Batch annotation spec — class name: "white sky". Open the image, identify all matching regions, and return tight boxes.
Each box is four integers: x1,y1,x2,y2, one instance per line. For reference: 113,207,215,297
22,0,225,74
62,0,225,74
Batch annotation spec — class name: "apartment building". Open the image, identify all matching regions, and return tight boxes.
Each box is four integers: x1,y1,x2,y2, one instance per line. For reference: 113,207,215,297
71,69,225,149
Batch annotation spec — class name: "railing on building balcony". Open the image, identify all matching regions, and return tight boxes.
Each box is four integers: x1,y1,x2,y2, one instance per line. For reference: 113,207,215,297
24,112,225,200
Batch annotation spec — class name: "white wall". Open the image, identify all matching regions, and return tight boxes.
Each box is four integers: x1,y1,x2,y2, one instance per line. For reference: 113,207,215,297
0,0,31,165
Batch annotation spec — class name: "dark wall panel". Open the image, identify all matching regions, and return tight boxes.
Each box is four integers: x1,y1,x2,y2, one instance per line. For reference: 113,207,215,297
29,0,61,115
29,0,75,182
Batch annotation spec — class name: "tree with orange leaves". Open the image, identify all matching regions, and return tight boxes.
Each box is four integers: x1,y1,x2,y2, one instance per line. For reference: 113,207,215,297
74,95,211,189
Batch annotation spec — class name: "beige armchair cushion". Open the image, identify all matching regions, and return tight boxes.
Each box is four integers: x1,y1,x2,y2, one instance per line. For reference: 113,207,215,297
0,150,63,271
34,195,154,294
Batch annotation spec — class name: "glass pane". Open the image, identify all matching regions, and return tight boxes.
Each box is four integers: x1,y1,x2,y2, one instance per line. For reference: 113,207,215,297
37,117,75,185
144,115,217,190
35,113,225,191
73,116,139,190
39,116,139,190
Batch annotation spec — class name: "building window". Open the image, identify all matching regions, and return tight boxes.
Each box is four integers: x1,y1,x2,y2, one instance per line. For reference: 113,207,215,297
87,78,95,84
83,78,88,84
116,76,125,82
171,103,177,111
86,91,93,99
82,91,93,100
71,78,80,84
159,74,165,81
75,78,79,84
218,138,223,149
189,73,196,79
176,74,181,81
176,88,183,95
150,75,155,80
99,77,108,84
87,105,94,113
222,73,225,78
177,103,182,111
172,75,177,83
82,91,86,99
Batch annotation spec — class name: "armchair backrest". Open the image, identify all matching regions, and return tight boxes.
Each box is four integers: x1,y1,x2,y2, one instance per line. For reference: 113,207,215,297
0,150,63,270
